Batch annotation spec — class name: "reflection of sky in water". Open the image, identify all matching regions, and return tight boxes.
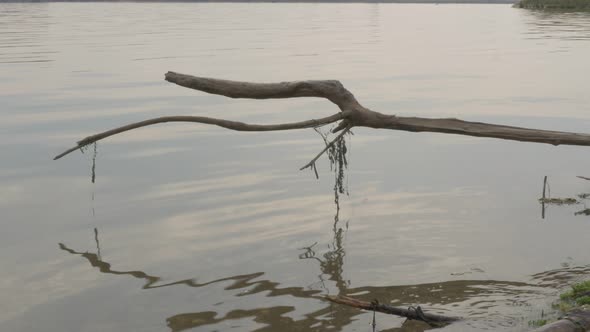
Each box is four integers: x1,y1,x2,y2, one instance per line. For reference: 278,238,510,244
2,3,590,332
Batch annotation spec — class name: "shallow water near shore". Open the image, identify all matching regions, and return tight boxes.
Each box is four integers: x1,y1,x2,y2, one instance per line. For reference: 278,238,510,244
2,3,590,331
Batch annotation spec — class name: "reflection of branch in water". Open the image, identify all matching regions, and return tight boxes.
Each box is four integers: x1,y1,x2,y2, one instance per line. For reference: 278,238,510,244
300,130,350,296
298,213,348,295
91,142,97,183
298,242,328,292
166,277,553,332
60,242,159,287
91,191,95,218
63,217,583,332
94,227,101,260
297,225,350,330
575,208,590,216
167,304,358,332
59,233,566,332
541,175,548,219
59,238,355,332
576,193,590,216
59,242,319,297
80,142,98,183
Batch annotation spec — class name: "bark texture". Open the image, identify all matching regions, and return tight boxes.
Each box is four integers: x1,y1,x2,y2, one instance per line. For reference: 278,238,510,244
165,71,360,111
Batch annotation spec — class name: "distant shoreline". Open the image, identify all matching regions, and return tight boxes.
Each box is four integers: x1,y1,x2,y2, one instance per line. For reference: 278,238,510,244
514,0,590,9
0,0,516,3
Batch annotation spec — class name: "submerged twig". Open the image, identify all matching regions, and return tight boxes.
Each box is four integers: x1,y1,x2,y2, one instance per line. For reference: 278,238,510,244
326,295,460,327
543,176,548,201
542,176,547,219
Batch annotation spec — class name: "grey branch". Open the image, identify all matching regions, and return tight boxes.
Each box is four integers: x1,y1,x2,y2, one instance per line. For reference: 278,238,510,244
165,71,590,147
53,113,345,160
165,71,360,111
55,71,590,162
378,115,590,147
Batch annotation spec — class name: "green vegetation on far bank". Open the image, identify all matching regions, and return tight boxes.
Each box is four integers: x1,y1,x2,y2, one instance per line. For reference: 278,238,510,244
515,0,590,9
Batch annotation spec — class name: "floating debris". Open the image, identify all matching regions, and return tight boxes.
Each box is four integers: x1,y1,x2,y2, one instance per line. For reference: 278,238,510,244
538,197,578,205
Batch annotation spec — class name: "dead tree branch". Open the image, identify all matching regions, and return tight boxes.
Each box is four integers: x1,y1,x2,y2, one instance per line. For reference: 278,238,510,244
375,116,590,146
325,295,460,326
55,71,590,163
164,71,361,111
53,112,345,160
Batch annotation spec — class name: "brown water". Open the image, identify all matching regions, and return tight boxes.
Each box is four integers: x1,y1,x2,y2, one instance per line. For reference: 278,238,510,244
2,3,590,331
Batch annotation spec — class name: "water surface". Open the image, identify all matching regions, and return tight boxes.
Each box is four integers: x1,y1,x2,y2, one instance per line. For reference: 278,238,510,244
2,3,590,331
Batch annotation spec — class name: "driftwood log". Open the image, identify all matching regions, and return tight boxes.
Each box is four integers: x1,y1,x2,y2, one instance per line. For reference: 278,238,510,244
326,295,460,327
55,71,590,166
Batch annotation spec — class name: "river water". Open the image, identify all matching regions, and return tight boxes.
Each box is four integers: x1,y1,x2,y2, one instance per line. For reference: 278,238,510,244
2,3,590,331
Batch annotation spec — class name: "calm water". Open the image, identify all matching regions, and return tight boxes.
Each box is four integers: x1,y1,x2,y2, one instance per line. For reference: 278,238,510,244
2,3,590,331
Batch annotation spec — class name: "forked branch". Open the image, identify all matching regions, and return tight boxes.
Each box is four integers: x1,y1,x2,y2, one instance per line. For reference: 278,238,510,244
55,71,590,164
